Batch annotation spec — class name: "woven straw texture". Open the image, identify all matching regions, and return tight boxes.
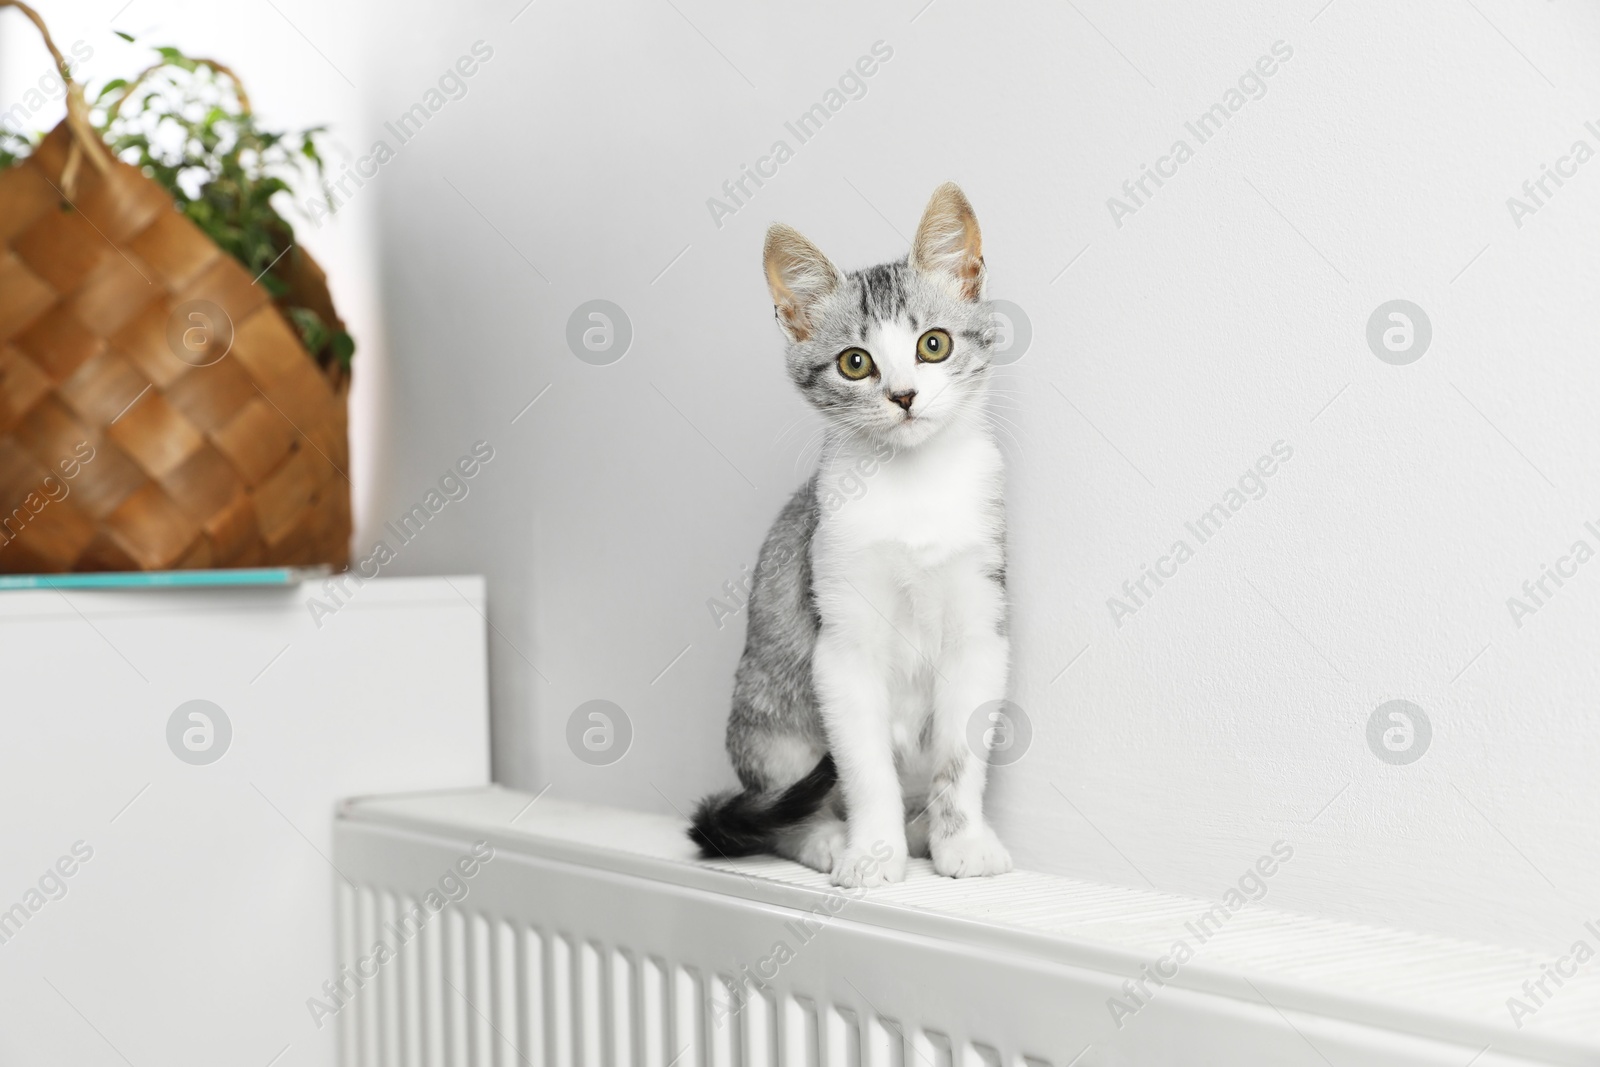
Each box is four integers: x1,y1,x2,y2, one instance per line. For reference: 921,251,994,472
0,122,351,572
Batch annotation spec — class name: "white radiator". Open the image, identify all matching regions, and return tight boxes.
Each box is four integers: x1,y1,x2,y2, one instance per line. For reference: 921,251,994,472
331,789,1597,1067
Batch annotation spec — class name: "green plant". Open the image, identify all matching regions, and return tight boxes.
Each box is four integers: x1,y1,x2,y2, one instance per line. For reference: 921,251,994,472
1,36,354,374
0,124,34,171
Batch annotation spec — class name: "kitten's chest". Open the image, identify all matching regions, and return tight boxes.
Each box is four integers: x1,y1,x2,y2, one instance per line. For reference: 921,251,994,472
817,435,1002,565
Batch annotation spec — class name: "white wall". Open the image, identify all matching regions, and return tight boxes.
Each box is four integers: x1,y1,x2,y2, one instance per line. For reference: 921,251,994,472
9,0,1600,957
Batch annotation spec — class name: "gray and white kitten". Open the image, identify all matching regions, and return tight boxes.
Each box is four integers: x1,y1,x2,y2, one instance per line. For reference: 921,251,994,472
690,183,1011,887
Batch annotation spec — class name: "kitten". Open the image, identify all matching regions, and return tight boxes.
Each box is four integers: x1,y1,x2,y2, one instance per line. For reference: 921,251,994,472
690,183,1012,888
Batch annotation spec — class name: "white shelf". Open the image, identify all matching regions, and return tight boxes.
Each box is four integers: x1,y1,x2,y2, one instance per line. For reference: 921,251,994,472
0,576,492,1067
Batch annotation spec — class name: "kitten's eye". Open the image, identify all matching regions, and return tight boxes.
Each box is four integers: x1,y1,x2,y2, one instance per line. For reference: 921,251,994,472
917,328,952,363
837,348,875,380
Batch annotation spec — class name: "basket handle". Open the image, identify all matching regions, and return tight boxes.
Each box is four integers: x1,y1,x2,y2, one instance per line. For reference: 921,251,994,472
103,56,253,124
0,0,113,192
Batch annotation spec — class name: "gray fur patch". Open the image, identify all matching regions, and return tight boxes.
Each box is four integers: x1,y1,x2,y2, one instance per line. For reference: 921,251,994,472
927,760,968,841
724,476,830,793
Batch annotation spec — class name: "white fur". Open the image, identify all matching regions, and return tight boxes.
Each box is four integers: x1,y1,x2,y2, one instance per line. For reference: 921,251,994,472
809,324,1012,886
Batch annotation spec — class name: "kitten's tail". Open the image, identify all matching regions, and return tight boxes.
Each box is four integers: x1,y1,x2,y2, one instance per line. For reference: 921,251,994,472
687,754,837,858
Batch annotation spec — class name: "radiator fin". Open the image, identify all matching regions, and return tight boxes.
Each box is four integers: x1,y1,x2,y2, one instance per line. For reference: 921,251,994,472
399,897,424,1067
611,948,634,1067
445,908,468,1066
377,892,401,1067
641,955,668,1067
785,996,819,1067
521,926,547,1067
358,886,380,1067
552,933,575,1067
743,987,774,1067
579,940,602,1067
493,919,518,1067
914,1029,953,1067
421,898,444,1067
966,1042,1001,1067
827,1005,861,1067
678,964,704,1066
709,975,736,1067
863,1012,904,1067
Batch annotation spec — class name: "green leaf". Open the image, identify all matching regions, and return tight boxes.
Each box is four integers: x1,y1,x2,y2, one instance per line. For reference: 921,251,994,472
330,331,355,370
287,306,330,356
154,46,196,70
114,30,135,42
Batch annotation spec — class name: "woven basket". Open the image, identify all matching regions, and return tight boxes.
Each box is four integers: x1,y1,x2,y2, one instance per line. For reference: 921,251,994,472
0,1,351,573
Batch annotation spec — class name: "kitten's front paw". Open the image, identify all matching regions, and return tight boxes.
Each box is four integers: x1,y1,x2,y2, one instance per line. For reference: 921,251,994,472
931,826,1013,878
830,844,907,888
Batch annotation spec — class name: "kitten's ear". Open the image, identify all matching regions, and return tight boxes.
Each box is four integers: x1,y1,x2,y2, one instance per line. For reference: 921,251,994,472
764,223,841,342
910,182,984,301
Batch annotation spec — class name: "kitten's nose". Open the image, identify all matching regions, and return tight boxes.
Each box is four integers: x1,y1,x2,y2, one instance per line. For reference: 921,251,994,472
889,389,916,412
